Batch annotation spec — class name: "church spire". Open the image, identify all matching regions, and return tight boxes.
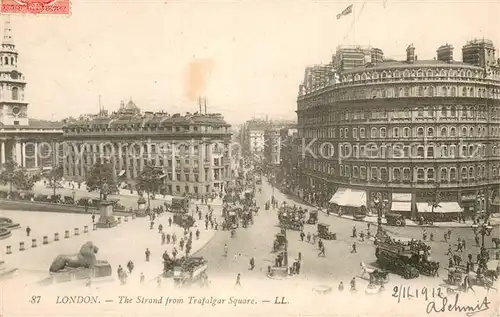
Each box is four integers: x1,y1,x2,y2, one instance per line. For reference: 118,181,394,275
3,16,13,45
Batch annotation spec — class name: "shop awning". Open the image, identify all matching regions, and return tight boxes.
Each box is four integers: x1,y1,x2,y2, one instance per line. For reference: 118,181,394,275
391,202,412,212
416,202,463,213
329,187,348,204
329,187,366,208
392,193,412,202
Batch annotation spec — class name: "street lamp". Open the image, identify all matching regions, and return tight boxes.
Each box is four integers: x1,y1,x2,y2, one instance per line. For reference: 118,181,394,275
472,222,493,248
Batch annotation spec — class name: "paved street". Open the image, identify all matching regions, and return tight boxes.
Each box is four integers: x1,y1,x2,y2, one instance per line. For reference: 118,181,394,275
196,177,500,292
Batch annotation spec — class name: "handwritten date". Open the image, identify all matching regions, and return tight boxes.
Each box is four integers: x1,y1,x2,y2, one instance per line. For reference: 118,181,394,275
392,285,444,303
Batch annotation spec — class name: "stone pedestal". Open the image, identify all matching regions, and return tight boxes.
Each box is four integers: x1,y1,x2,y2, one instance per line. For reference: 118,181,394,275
269,267,288,278
136,197,147,217
96,201,118,228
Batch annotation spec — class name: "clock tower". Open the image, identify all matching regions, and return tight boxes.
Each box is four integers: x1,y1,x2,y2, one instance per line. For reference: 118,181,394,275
0,18,28,126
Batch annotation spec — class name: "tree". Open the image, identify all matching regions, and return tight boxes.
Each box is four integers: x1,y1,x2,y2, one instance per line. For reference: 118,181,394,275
0,159,17,194
85,162,117,201
43,165,64,197
135,164,164,210
14,169,41,191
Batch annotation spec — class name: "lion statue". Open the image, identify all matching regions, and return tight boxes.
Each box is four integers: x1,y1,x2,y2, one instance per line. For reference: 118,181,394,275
49,241,99,273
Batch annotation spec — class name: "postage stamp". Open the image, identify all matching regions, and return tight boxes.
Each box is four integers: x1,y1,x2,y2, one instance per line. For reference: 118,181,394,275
0,0,69,14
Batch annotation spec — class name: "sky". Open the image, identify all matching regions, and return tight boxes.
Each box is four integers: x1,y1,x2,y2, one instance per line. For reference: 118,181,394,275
8,0,500,125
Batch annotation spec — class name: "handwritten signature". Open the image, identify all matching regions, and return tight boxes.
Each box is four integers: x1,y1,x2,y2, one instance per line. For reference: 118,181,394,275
426,294,491,316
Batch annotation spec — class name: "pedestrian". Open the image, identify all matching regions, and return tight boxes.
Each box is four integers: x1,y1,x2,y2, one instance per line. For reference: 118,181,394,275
180,238,185,251
300,231,305,242
26,226,31,237
360,232,365,242
158,224,163,233
196,229,200,240
298,252,302,261
351,242,357,253
295,260,301,274
422,229,427,241
235,273,241,287
447,229,452,240
430,232,434,241
205,220,209,230
166,233,171,244
307,232,311,243
367,223,370,231
127,260,134,274
145,248,151,262
168,217,172,227
318,239,323,250
161,232,166,245
338,281,344,292
350,277,356,292
249,257,255,270
475,235,480,247
150,221,154,230
352,226,357,238
172,233,177,244
91,214,95,223
318,245,325,257
444,232,448,242
117,265,123,278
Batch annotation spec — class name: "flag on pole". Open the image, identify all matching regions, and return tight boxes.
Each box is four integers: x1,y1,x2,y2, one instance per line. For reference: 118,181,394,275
336,4,353,20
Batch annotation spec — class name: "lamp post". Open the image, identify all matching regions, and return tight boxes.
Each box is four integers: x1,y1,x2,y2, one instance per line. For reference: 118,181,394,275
472,222,493,248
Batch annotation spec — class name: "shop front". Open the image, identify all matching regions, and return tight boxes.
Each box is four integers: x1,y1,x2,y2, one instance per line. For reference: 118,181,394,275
329,187,367,218
416,202,463,222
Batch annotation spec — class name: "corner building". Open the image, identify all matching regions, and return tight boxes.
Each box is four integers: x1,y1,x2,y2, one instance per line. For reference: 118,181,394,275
62,102,233,196
296,40,500,218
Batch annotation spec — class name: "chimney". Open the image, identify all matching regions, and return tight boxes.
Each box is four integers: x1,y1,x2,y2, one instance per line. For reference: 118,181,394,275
406,44,416,63
437,44,454,63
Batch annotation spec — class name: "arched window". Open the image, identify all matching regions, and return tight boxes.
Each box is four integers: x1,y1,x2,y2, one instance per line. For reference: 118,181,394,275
418,86,425,96
417,146,424,157
10,57,14,65
451,87,457,96
380,128,386,138
394,168,401,180
427,168,434,179
462,127,467,136
441,168,448,181
450,106,456,117
403,127,410,137
442,87,447,96
441,145,447,157
461,167,467,179
441,107,447,117
393,128,400,138
450,127,456,136
361,73,367,81
404,70,410,78
468,167,474,178
450,168,457,180
470,127,474,136
370,127,378,138
427,127,434,137
427,70,433,78
417,127,424,137
462,87,467,96
441,127,447,137
404,87,410,96
4,57,8,65
417,169,425,179
429,86,434,96
11,87,18,100
394,70,400,78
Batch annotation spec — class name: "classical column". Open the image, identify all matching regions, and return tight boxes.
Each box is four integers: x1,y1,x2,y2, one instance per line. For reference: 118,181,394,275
1,141,5,165
15,141,22,166
21,142,26,168
34,142,38,167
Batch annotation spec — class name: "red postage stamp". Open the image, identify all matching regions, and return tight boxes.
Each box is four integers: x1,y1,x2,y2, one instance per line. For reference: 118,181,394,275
1,0,70,14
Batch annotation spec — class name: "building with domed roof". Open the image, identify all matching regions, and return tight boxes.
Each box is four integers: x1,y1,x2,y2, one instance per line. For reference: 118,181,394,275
62,102,234,196
296,39,500,219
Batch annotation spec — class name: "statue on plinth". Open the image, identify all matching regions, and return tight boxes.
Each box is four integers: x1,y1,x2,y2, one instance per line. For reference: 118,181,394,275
49,241,100,272
136,195,147,217
96,200,118,228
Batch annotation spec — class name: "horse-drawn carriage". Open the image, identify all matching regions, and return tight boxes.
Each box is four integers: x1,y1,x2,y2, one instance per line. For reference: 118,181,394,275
317,223,336,240
369,269,389,285
385,213,406,227
278,210,304,231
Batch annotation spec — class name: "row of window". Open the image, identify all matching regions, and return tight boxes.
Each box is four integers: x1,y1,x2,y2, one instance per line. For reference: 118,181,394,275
343,68,491,83
299,84,500,109
298,104,495,125
336,165,499,181
302,124,499,139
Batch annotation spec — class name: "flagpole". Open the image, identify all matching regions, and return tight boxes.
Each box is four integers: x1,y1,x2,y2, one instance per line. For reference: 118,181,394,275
352,5,356,45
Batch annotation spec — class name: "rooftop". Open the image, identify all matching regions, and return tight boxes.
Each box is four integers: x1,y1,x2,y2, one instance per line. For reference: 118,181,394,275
344,59,481,73
0,119,63,130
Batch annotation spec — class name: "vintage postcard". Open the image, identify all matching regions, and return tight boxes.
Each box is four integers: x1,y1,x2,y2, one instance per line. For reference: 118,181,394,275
0,0,499,316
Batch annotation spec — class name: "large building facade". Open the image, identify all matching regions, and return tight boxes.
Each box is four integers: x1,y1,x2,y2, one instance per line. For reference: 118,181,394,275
296,39,500,217
0,19,63,171
62,102,233,196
